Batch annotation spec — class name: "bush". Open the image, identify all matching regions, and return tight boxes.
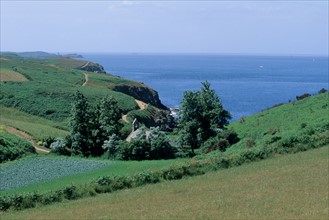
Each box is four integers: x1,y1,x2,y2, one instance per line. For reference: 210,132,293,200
133,172,161,186
201,129,239,153
0,132,35,163
50,138,71,155
42,136,56,148
318,88,327,94
244,137,256,148
116,127,176,160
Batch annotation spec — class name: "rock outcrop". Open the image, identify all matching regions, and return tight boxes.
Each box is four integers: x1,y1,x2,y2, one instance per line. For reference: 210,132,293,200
79,62,106,73
112,85,167,110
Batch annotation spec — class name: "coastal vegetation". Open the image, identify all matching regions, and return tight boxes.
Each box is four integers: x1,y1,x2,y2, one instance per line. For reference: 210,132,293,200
0,52,328,217
1,145,327,219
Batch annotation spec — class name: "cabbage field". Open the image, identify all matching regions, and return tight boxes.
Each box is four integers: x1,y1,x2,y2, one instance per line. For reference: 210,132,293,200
0,157,108,191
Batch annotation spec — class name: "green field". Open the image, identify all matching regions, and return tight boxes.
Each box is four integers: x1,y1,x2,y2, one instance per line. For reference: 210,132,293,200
2,145,327,219
0,107,68,140
0,156,187,196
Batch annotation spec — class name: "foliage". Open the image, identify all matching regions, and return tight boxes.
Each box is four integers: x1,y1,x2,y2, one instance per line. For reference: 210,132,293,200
227,92,329,154
0,132,35,163
50,138,71,156
1,140,328,211
201,128,240,153
0,157,107,191
0,55,141,123
116,127,176,160
89,96,122,156
178,81,231,153
69,91,91,156
0,107,68,141
68,93,123,157
1,146,328,219
102,134,120,159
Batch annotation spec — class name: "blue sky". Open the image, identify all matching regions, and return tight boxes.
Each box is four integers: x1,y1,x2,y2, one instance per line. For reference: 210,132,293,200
1,0,328,55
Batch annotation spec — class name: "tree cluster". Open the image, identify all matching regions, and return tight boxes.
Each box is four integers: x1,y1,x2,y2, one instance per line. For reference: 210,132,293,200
102,127,176,161
178,81,233,154
69,91,122,157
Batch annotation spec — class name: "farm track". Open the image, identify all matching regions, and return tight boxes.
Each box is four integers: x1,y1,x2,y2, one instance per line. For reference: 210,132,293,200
5,126,50,154
80,61,90,69
82,73,89,86
121,99,148,123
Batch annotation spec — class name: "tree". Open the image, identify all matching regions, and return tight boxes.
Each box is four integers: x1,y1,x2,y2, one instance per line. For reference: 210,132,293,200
178,81,231,154
69,91,91,156
149,127,176,159
90,96,122,156
102,134,120,159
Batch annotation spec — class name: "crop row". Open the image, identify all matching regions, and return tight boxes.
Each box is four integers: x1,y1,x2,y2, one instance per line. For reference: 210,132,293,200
0,157,108,191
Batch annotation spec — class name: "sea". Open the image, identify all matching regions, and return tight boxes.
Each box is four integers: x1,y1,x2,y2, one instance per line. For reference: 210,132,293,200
80,53,328,121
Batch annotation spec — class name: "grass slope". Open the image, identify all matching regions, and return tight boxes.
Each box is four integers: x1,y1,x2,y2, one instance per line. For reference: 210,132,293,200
2,145,327,219
228,92,329,152
0,107,68,140
0,55,138,121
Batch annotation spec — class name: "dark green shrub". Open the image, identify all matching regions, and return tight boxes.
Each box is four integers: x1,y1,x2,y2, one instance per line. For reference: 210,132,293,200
219,129,240,145
300,123,307,129
162,166,184,180
201,129,239,153
0,132,35,163
244,137,256,148
42,191,63,205
62,185,82,200
150,137,176,160
42,136,56,148
265,136,282,144
96,176,113,186
110,176,133,190
0,196,13,211
318,88,327,94
133,171,161,187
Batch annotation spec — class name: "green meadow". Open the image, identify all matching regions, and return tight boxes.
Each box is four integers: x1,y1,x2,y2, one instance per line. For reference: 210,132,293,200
1,145,327,219
1,53,328,218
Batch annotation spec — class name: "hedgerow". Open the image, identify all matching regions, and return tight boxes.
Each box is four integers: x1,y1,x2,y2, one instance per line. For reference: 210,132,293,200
1,128,328,212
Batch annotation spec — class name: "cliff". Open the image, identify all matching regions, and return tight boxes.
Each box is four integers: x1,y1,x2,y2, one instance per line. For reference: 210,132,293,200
78,62,106,73
112,84,168,110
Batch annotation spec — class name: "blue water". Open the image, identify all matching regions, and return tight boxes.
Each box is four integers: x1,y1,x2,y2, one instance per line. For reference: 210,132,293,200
81,54,328,120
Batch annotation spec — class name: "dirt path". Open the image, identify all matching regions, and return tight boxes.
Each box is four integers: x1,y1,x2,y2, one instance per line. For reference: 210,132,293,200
135,100,148,110
80,61,90,69
121,99,148,122
82,73,89,86
5,126,50,154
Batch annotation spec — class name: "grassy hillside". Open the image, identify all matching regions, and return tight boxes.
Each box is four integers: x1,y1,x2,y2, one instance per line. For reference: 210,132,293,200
2,145,327,219
0,54,170,141
227,92,329,153
0,55,138,121
0,107,68,140
0,126,36,163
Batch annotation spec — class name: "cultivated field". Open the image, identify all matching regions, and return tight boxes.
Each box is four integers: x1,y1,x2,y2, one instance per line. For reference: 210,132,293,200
0,156,187,195
2,146,328,219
